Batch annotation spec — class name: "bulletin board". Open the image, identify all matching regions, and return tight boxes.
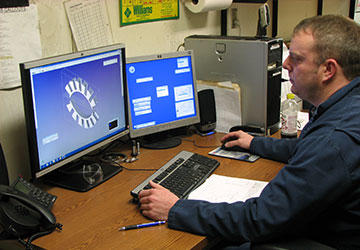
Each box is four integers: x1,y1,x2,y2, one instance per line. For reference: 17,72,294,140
120,0,179,26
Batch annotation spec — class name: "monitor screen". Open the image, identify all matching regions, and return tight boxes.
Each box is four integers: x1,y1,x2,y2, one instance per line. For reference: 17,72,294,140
126,50,200,148
21,44,128,191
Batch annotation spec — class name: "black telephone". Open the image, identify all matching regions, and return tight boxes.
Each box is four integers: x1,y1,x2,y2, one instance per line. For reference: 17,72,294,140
0,182,61,242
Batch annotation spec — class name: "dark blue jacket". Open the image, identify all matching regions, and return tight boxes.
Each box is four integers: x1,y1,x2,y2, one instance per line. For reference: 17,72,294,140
168,77,360,249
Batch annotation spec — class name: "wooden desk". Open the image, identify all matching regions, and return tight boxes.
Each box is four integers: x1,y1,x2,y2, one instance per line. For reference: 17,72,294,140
33,133,284,249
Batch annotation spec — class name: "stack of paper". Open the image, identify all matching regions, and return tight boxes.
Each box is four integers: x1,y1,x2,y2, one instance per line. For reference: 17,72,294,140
188,174,268,203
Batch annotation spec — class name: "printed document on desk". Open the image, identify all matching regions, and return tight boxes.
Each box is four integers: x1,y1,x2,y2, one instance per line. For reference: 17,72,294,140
188,174,268,203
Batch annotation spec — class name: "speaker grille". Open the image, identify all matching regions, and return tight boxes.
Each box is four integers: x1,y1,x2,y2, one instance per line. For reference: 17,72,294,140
197,89,216,132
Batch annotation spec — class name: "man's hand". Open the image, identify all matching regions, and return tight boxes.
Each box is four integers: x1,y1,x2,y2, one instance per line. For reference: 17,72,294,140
221,130,254,150
138,181,179,221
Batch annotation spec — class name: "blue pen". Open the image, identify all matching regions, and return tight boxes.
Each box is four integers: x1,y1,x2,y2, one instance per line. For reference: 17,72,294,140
119,221,166,231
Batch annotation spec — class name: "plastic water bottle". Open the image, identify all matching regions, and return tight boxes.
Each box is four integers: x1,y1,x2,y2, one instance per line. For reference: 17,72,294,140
281,93,298,138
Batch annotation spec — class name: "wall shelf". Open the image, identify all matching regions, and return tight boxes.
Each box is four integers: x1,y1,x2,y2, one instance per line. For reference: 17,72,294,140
222,0,357,37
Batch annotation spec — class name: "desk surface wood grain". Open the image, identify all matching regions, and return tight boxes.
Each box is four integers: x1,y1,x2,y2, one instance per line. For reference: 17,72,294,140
33,132,284,249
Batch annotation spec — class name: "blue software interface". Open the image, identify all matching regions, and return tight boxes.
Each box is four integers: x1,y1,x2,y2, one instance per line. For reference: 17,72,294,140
126,55,197,131
30,50,126,170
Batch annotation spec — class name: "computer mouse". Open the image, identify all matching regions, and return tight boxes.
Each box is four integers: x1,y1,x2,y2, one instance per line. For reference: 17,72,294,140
229,125,264,136
221,136,238,148
221,136,249,152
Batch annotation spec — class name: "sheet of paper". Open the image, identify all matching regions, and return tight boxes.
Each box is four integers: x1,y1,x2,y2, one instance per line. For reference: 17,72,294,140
64,0,113,51
188,174,268,203
0,4,42,89
281,43,292,102
197,81,241,133
355,0,360,24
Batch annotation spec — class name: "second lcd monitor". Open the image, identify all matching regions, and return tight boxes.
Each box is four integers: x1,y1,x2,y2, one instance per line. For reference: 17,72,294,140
126,50,200,149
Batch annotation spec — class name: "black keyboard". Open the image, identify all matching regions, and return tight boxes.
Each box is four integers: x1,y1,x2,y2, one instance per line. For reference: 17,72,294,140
131,150,220,201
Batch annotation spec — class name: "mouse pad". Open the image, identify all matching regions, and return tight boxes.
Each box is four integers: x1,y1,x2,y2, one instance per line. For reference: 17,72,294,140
209,147,260,162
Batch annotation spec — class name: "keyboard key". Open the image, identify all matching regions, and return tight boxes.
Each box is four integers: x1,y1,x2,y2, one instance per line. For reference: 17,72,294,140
131,151,220,201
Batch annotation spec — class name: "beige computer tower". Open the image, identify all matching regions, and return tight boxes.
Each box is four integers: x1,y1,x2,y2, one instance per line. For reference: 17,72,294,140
185,35,283,135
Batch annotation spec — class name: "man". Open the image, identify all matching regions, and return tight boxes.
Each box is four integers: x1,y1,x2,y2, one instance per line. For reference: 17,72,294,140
138,15,360,249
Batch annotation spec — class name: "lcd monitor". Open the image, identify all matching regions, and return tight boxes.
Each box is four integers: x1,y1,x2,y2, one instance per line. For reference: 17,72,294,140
126,50,200,149
21,44,128,192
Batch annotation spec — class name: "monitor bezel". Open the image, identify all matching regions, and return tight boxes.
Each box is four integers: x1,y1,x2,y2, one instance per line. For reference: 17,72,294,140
21,43,129,180
126,50,200,139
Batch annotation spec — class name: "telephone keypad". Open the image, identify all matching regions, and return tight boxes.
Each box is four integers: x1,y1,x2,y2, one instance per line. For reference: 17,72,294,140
12,176,57,210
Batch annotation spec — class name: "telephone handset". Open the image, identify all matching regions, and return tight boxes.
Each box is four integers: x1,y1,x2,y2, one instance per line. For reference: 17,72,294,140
0,184,60,240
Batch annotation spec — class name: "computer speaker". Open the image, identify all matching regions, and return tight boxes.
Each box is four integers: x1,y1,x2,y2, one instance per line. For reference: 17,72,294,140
197,89,216,133
0,142,9,185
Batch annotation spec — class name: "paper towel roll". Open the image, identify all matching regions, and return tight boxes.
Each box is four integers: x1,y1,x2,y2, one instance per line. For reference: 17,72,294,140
185,0,233,13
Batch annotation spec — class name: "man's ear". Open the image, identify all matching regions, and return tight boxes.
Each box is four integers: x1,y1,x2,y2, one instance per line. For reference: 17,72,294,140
321,59,337,82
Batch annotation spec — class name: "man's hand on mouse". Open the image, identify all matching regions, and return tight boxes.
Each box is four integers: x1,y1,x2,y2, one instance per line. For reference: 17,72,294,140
221,130,254,150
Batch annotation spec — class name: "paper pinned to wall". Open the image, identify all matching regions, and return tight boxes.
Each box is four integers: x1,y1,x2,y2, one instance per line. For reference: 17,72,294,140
197,80,241,133
0,4,42,89
64,0,113,51
355,0,360,24
281,43,291,102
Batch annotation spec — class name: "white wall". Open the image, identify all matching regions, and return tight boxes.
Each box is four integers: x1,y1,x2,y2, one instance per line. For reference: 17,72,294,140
0,0,350,183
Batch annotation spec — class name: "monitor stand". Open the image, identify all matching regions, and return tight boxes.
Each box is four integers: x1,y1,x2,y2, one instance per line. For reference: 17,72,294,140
141,132,182,149
44,160,122,192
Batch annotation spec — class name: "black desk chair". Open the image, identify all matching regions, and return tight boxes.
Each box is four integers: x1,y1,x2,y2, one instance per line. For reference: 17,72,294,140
251,238,335,250
0,142,9,185
207,236,335,250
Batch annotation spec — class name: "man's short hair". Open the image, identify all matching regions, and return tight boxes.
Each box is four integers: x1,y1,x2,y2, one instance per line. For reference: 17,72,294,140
293,15,360,80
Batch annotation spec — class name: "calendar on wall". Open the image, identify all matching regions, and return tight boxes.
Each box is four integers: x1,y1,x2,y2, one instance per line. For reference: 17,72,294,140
120,0,179,26
64,0,113,51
